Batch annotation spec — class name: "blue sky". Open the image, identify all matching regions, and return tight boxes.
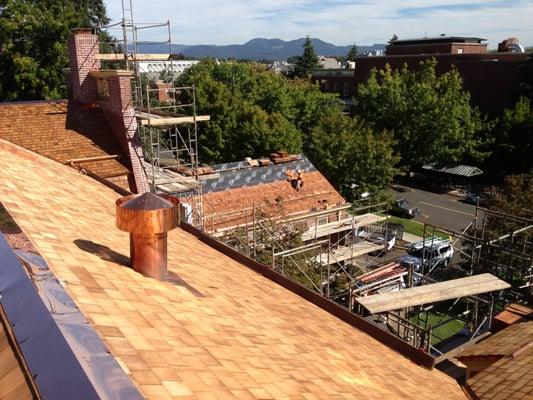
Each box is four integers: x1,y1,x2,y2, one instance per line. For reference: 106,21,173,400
104,0,533,47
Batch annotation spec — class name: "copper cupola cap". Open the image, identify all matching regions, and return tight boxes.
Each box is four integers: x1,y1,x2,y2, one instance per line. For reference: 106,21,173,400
116,193,179,235
121,192,174,210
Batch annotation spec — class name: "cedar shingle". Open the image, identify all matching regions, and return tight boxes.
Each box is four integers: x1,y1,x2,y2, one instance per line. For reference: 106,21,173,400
0,100,130,180
0,140,466,400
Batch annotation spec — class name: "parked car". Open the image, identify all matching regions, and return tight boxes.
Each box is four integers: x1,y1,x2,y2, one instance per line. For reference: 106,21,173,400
399,237,454,274
391,198,420,218
464,193,486,206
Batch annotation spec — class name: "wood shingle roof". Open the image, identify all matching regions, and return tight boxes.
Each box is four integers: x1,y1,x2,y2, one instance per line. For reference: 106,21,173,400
0,140,466,400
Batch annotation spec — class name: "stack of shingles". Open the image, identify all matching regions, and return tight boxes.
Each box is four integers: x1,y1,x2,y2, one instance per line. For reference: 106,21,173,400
270,151,300,164
358,262,406,285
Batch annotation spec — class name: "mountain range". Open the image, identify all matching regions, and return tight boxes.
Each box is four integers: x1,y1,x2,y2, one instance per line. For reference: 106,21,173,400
136,38,385,61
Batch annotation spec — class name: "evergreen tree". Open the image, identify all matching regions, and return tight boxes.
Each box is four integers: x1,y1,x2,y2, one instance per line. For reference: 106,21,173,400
294,36,321,77
347,44,358,61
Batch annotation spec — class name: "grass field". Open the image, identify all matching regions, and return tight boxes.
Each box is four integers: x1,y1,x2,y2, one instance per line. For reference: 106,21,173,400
385,215,450,240
413,311,465,346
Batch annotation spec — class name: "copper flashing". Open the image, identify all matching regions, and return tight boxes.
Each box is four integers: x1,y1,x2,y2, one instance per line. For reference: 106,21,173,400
0,233,143,399
90,70,134,78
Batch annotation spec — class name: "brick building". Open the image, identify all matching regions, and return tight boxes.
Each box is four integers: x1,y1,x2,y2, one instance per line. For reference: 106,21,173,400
312,35,529,115
386,36,488,55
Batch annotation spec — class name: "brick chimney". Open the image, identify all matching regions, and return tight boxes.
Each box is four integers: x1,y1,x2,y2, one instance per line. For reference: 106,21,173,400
67,27,150,193
67,28,101,103
92,70,150,193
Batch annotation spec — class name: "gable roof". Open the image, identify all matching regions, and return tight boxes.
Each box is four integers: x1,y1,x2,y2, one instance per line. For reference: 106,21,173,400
201,157,346,230
0,101,129,179
0,140,466,399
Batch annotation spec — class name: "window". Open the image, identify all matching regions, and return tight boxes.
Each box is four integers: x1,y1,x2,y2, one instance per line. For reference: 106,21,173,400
457,48,463,54
439,246,450,254
317,217,329,226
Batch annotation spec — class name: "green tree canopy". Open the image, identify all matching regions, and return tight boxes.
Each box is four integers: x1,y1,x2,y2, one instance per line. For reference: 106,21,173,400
306,107,398,200
353,59,489,170
0,0,109,100
488,97,533,173
176,60,339,163
294,36,321,77
472,173,533,289
347,44,358,61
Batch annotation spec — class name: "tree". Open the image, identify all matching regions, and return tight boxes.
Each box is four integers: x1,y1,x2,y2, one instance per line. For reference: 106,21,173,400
294,36,321,77
347,44,358,61
469,173,533,292
0,0,110,100
176,59,339,163
488,97,533,174
306,107,398,200
353,59,489,170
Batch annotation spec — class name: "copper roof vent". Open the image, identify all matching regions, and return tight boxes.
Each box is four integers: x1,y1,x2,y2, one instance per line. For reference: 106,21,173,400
116,192,179,280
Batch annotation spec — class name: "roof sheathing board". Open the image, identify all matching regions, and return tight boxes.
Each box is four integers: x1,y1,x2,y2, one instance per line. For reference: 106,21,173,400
0,140,466,400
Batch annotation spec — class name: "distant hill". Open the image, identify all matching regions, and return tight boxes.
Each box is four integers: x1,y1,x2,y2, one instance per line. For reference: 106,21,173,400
136,38,385,61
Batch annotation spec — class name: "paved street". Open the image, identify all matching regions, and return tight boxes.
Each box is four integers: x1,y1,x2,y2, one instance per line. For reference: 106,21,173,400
391,184,478,233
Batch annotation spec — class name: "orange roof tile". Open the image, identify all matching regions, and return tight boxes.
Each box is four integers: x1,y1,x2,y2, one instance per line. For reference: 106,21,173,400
203,171,346,230
0,140,466,400
0,101,129,179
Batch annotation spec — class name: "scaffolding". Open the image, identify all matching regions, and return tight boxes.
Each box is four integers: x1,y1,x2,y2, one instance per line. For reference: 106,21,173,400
203,199,395,300
359,206,532,357
100,1,209,224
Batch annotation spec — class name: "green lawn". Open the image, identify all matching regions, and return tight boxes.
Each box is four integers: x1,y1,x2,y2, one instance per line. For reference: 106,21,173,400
385,215,450,240
413,311,465,346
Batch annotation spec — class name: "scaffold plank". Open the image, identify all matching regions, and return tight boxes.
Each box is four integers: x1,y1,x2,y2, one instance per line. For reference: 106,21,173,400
136,114,210,126
302,213,385,241
356,273,510,314
96,53,171,61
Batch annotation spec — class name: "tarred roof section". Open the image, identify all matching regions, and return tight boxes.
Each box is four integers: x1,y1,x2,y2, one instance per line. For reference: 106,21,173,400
202,170,346,230
0,100,129,179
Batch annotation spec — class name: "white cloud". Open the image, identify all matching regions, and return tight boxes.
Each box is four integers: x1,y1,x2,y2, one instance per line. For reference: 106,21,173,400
104,0,533,47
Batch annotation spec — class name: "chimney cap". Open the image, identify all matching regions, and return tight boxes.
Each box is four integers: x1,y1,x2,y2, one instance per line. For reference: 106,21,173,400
71,27,96,35
116,193,179,235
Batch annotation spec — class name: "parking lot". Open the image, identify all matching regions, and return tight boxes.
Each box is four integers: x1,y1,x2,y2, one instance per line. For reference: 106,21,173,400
391,184,478,233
